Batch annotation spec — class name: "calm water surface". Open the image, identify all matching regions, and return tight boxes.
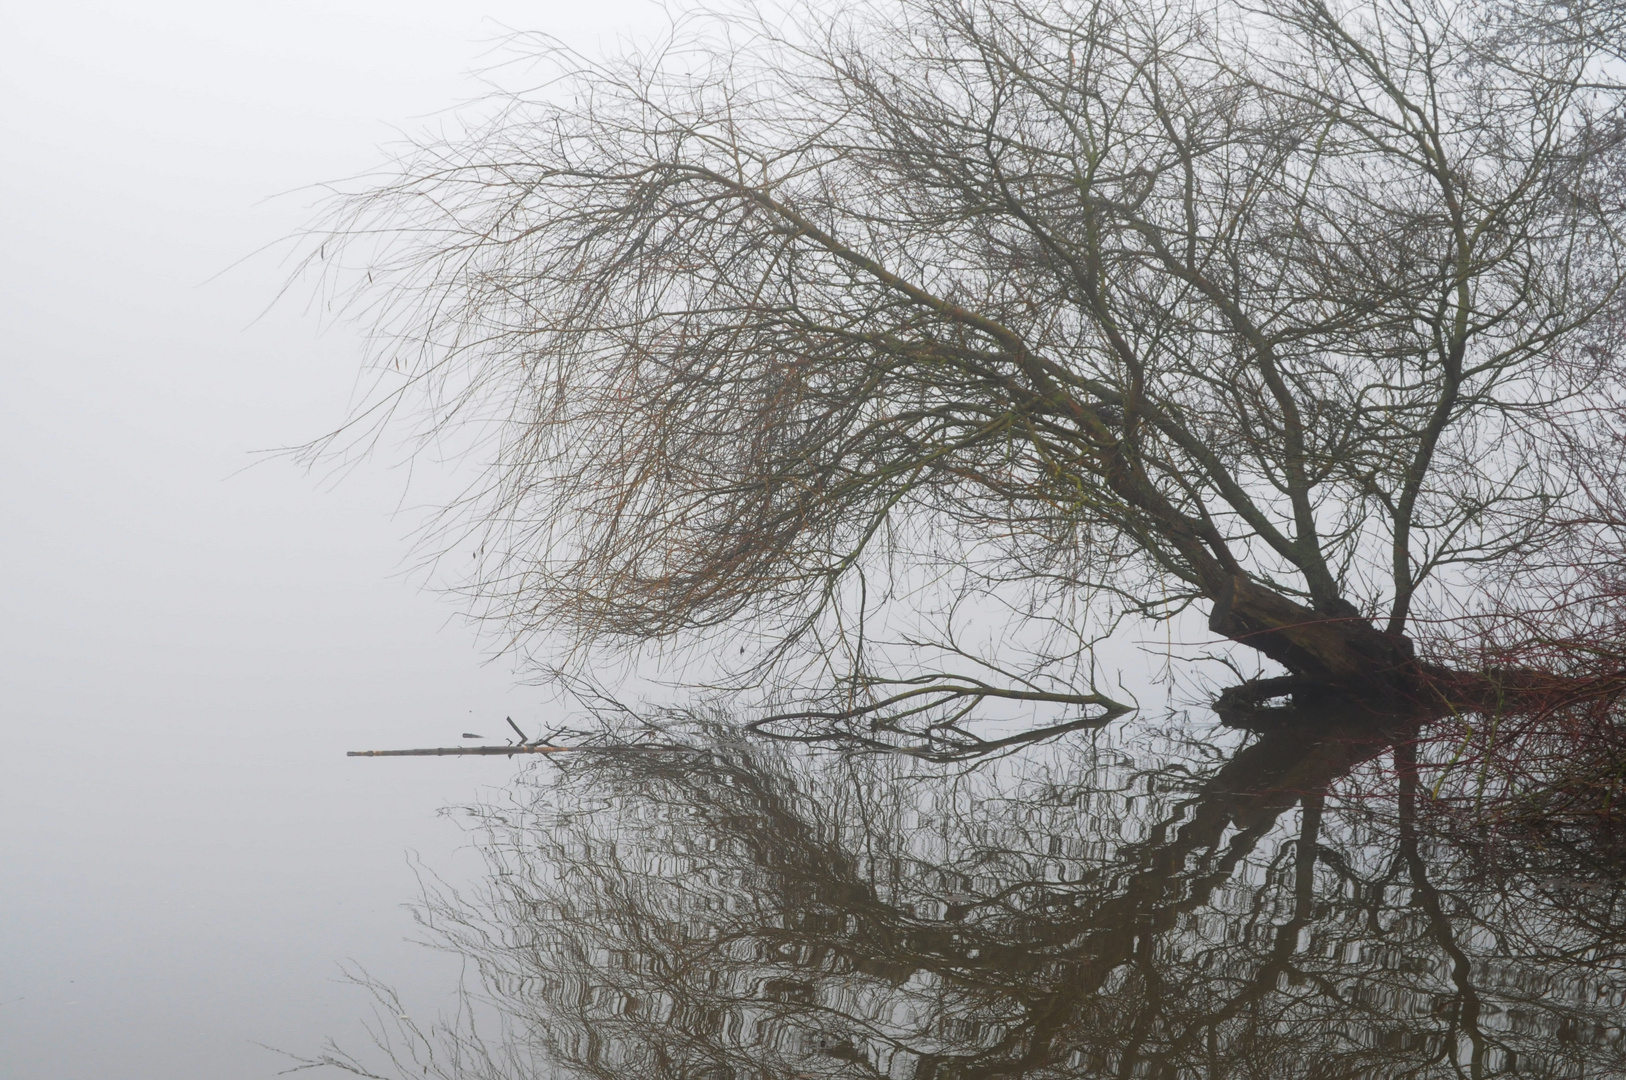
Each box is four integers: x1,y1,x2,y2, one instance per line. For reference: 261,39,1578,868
313,714,1626,1080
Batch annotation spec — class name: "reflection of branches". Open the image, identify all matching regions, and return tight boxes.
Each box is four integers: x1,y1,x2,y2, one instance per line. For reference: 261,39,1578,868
309,711,1626,1080
1397,740,1491,1076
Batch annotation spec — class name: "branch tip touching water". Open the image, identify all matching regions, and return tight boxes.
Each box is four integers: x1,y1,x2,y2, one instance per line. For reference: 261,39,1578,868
346,745,573,757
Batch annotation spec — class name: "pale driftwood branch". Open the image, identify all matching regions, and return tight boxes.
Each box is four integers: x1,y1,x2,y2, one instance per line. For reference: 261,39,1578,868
347,745,572,758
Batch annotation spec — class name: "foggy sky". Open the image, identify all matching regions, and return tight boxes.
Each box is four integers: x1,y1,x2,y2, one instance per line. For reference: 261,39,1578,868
0,3,666,1077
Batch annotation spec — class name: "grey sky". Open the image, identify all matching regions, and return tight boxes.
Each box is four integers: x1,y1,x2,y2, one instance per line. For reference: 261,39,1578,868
0,3,664,1077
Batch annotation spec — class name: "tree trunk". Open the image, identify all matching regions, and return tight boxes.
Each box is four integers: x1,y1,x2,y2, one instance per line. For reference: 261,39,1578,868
1206,575,1623,730
1208,575,1416,691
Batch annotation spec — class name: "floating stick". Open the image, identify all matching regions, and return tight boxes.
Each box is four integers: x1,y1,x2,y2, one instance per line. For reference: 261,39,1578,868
347,745,572,757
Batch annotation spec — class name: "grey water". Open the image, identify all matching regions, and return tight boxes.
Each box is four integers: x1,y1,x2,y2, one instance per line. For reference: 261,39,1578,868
300,718,1626,1080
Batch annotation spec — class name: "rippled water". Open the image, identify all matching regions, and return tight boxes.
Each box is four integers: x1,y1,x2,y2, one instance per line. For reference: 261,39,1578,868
311,714,1626,1080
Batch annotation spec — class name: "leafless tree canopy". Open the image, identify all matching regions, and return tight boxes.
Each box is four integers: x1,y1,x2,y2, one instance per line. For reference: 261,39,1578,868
307,0,1626,732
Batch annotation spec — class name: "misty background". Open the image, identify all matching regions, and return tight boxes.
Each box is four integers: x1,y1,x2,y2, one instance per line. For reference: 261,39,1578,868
0,3,662,1077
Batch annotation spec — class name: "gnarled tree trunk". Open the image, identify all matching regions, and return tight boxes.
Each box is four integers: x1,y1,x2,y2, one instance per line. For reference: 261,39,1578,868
1208,576,1416,689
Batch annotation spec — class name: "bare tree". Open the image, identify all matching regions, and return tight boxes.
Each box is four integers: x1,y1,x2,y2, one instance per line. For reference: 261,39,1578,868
305,0,1626,737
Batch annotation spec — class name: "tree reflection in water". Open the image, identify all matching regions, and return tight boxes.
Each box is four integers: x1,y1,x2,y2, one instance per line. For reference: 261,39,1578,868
313,712,1626,1080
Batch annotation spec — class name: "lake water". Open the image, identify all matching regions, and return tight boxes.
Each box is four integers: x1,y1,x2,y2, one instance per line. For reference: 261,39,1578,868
288,715,1626,1080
